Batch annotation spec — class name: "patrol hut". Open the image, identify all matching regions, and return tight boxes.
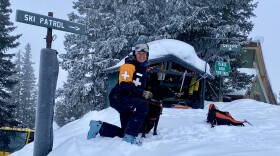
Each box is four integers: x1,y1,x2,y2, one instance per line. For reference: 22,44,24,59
104,39,212,109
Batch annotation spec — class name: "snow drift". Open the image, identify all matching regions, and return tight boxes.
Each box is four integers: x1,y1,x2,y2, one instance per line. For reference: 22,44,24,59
12,100,280,156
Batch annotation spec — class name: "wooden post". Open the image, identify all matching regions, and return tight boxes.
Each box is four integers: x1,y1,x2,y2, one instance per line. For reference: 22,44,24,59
46,12,53,48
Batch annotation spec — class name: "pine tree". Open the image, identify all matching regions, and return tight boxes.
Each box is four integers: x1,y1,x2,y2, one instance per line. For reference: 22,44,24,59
0,0,21,127
54,100,74,127
10,50,23,124
19,43,37,128
56,0,257,125
176,0,257,100
57,0,198,124
11,44,37,128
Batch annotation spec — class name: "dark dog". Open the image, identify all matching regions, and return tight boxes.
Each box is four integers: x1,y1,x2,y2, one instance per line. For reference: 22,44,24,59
140,85,175,138
140,99,162,137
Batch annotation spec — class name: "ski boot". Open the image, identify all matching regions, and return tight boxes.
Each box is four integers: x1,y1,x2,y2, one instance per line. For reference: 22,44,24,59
123,134,142,146
87,120,103,140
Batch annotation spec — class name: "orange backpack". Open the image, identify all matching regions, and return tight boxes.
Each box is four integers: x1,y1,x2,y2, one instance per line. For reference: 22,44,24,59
206,104,251,127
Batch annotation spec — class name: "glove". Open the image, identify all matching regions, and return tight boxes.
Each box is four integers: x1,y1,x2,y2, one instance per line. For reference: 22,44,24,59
142,91,153,100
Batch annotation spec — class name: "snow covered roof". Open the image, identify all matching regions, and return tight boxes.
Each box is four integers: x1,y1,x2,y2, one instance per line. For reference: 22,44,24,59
106,39,210,75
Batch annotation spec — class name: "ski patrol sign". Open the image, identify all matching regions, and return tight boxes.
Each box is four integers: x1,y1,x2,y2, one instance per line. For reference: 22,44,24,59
16,10,86,35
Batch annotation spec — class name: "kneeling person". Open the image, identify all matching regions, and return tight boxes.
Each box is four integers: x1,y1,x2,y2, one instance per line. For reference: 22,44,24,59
87,43,152,146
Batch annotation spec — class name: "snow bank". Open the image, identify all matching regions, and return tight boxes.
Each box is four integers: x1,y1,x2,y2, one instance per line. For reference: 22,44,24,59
12,99,280,156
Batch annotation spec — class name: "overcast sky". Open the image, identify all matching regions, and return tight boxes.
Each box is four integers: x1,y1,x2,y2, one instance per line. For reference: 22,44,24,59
9,0,280,100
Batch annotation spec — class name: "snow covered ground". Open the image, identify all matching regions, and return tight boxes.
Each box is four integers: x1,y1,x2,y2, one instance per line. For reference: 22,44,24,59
12,99,280,156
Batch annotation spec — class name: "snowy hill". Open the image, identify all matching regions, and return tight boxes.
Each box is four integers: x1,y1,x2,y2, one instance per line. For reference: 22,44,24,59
12,100,280,156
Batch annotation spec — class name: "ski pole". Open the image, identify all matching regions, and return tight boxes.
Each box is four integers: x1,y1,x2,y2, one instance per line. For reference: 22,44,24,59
244,119,252,126
179,71,187,93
